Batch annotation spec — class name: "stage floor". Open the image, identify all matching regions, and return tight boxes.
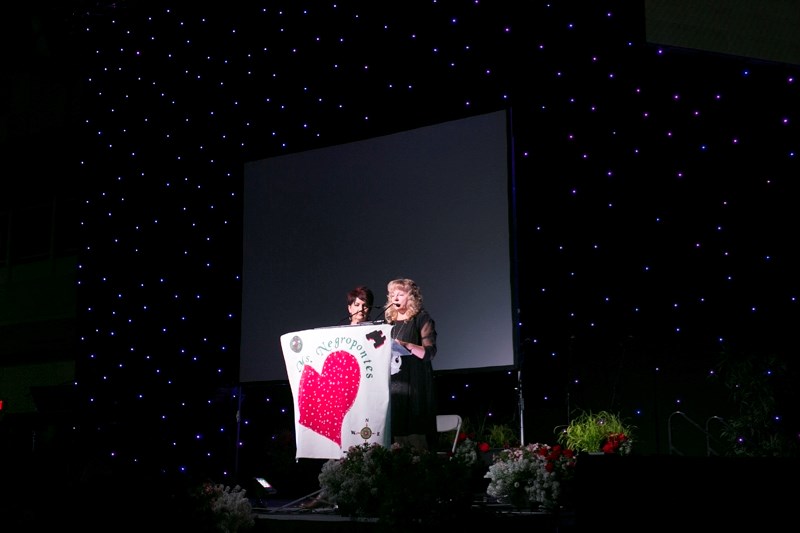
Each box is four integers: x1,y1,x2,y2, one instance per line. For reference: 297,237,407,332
252,495,574,532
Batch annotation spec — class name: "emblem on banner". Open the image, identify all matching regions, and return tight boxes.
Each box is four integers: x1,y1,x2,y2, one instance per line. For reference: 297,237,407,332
289,335,303,353
358,421,378,441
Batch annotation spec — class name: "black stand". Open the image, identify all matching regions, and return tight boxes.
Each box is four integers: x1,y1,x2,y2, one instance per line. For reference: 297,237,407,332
517,369,525,444
234,384,243,475
518,338,534,445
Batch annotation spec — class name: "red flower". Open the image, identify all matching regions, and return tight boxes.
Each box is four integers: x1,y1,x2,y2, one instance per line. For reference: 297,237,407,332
535,447,549,458
602,433,629,454
478,442,490,453
545,445,564,461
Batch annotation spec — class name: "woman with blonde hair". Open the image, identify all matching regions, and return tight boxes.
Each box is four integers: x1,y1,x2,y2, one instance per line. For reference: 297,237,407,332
383,278,438,451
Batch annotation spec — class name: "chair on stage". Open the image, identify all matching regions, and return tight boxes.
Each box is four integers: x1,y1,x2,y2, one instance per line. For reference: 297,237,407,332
436,414,462,457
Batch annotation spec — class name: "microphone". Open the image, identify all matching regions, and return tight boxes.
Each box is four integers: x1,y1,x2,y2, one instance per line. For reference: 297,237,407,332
340,309,370,325
352,302,394,325
340,302,397,325
371,302,398,320
343,303,380,324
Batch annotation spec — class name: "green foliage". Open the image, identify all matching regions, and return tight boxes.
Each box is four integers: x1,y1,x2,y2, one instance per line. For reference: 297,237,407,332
554,410,635,454
459,416,520,448
713,349,800,458
486,423,520,448
318,443,476,525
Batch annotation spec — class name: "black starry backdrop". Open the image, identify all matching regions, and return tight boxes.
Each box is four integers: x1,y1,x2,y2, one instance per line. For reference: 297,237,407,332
61,1,800,493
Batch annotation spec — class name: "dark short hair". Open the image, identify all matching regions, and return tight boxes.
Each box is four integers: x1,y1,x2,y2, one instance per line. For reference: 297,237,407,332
347,285,374,307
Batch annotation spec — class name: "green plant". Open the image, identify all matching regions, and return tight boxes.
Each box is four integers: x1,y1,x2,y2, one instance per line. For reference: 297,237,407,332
318,442,474,524
554,410,635,455
713,349,799,458
459,416,520,449
486,423,520,448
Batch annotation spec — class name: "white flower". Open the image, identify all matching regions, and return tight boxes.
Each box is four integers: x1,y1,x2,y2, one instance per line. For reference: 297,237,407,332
204,483,254,533
484,443,576,511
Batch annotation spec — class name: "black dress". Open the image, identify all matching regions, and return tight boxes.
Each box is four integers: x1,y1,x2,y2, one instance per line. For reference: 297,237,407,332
390,309,437,449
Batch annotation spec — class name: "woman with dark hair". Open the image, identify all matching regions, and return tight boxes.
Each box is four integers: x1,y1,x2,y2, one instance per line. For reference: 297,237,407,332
345,285,374,325
383,278,438,451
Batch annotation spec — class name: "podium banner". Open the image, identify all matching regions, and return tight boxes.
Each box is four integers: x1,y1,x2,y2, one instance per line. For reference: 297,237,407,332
280,323,393,459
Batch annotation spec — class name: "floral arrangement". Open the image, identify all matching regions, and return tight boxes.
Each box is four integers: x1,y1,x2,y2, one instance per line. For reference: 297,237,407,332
452,435,480,465
484,443,577,512
450,435,496,493
555,410,635,455
452,432,491,463
318,442,474,524
602,432,632,455
193,482,255,533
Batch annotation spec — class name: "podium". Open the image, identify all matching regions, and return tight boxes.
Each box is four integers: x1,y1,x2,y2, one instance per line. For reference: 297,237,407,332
280,322,394,459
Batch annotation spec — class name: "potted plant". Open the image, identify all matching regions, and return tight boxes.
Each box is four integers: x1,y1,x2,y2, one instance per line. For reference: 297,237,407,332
458,416,520,448
318,442,474,524
190,481,255,533
485,422,520,449
456,417,520,465
554,410,635,455
484,442,577,512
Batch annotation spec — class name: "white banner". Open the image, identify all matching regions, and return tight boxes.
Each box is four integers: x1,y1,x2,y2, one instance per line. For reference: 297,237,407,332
280,323,393,459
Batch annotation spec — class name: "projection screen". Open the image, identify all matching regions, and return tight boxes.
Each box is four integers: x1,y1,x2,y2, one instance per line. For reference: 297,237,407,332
240,109,517,382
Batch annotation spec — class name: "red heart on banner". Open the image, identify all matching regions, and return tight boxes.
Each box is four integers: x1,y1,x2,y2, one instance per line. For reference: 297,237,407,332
297,350,361,445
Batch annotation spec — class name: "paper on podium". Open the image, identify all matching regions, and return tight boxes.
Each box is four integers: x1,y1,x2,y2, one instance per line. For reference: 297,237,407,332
390,339,410,376
392,339,412,357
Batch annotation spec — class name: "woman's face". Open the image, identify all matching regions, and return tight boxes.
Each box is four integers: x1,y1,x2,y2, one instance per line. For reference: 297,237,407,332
390,287,410,310
348,297,371,323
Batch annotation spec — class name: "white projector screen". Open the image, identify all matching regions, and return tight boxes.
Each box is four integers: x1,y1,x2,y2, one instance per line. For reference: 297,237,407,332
240,109,517,383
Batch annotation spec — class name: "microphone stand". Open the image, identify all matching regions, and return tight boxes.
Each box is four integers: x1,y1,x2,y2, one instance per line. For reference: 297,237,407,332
517,368,525,445
338,302,395,326
369,302,395,324
339,306,375,325
517,338,533,445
